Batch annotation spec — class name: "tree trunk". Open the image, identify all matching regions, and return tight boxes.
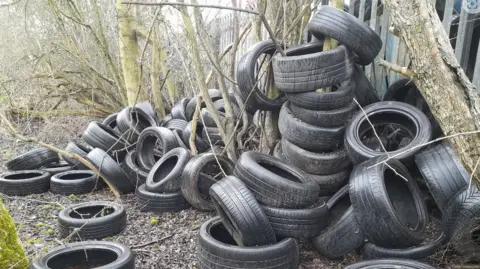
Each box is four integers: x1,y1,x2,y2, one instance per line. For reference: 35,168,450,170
117,0,141,106
151,27,166,119
382,0,480,183
0,201,28,269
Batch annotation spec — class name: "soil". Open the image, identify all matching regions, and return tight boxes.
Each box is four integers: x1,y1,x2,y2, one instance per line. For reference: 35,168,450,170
0,117,459,268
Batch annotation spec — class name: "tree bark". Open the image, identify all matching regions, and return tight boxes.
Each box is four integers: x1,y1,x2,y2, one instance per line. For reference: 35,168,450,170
382,0,480,183
151,27,166,119
0,201,27,269
117,0,140,106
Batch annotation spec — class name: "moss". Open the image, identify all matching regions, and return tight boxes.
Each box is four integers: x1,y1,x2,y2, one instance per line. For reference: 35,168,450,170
35,222,45,228
68,194,77,200
150,217,159,225
26,238,43,245
44,229,55,236
0,201,28,269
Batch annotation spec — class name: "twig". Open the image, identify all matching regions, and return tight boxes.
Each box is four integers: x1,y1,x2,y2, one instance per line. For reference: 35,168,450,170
468,157,480,192
189,95,201,155
353,98,390,157
122,1,260,15
378,59,414,79
131,234,173,248
368,129,480,169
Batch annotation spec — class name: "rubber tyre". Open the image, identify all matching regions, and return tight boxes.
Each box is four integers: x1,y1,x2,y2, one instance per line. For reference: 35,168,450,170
200,108,224,127
173,129,189,150
136,126,178,170
135,101,157,122
201,126,223,146
63,142,91,170
82,122,128,160
210,176,277,247
86,148,135,194
279,102,345,151
350,156,428,248
41,161,72,175
185,89,223,120
442,186,480,260
362,233,447,260
171,98,189,121
308,6,382,65
136,184,190,212
6,148,59,171
29,241,134,269
181,153,234,211
310,170,350,196
197,217,299,269
285,79,355,110
120,150,148,187
415,143,469,213
236,40,287,112
0,170,50,196
146,147,190,192
116,107,157,143
272,141,284,160
345,259,437,269
290,101,357,128
50,170,101,195
261,200,329,240
234,151,319,209
344,101,432,165
213,98,240,118
164,119,188,132
352,65,380,107
182,121,209,153
102,112,119,129
281,138,351,175
273,43,355,93
58,201,126,240
312,185,365,259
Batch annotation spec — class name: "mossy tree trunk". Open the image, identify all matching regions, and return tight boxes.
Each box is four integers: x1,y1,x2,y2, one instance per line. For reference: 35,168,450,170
0,201,28,269
151,27,166,119
117,0,141,106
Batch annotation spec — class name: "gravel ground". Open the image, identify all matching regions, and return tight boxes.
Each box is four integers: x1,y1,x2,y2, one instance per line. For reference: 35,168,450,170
0,117,460,268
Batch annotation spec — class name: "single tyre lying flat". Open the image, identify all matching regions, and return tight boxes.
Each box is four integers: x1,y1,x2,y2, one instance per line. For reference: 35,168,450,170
345,259,436,269
58,201,126,241
0,170,50,196
6,148,59,171
50,170,101,195
136,184,190,213
29,241,134,269
197,217,299,269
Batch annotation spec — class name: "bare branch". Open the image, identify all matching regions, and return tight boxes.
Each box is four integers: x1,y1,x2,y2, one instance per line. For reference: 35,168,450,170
122,1,260,15
378,59,414,79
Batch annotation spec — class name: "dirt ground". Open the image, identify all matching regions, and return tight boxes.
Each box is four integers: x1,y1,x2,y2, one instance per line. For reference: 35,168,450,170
0,117,459,268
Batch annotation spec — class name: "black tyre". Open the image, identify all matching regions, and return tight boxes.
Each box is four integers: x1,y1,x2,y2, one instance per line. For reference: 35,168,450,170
41,161,72,175
82,122,128,160
279,102,345,151
136,127,178,170
103,112,119,129
164,118,189,132
308,6,382,65
415,143,469,213
350,157,428,248
213,98,240,118
29,241,134,269
58,201,126,240
273,43,354,93
181,153,234,211
160,113,172,127
272,140,284,160
344,101,432,165
116,107,157,143
261,200,329,240
185,90,223,120
383,78,442,138
443,187,480,260
362,233,446,260
201,126,223,146
63,142,91,170
285,79,355,110
310,170,350,196
312,185,365,259
171,97,189,121
200,108,224,127
173,129,189,150
146,147,191,192
352,65,380,107
234,151,319,209
290,101,357,128
0,170,50,196
236,40,287,112
281,138,351,175
197,217,299,269
136,184,190,212
210,176,276,246
120,150,148,186
345,259,436,269
135,101,157,122
6,148,59,171
182,121,209,153
50,170,101,195
86,148,135,194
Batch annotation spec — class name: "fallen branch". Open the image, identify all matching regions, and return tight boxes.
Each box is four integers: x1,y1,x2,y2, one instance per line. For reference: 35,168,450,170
0,112,121,199
131,234,173,248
